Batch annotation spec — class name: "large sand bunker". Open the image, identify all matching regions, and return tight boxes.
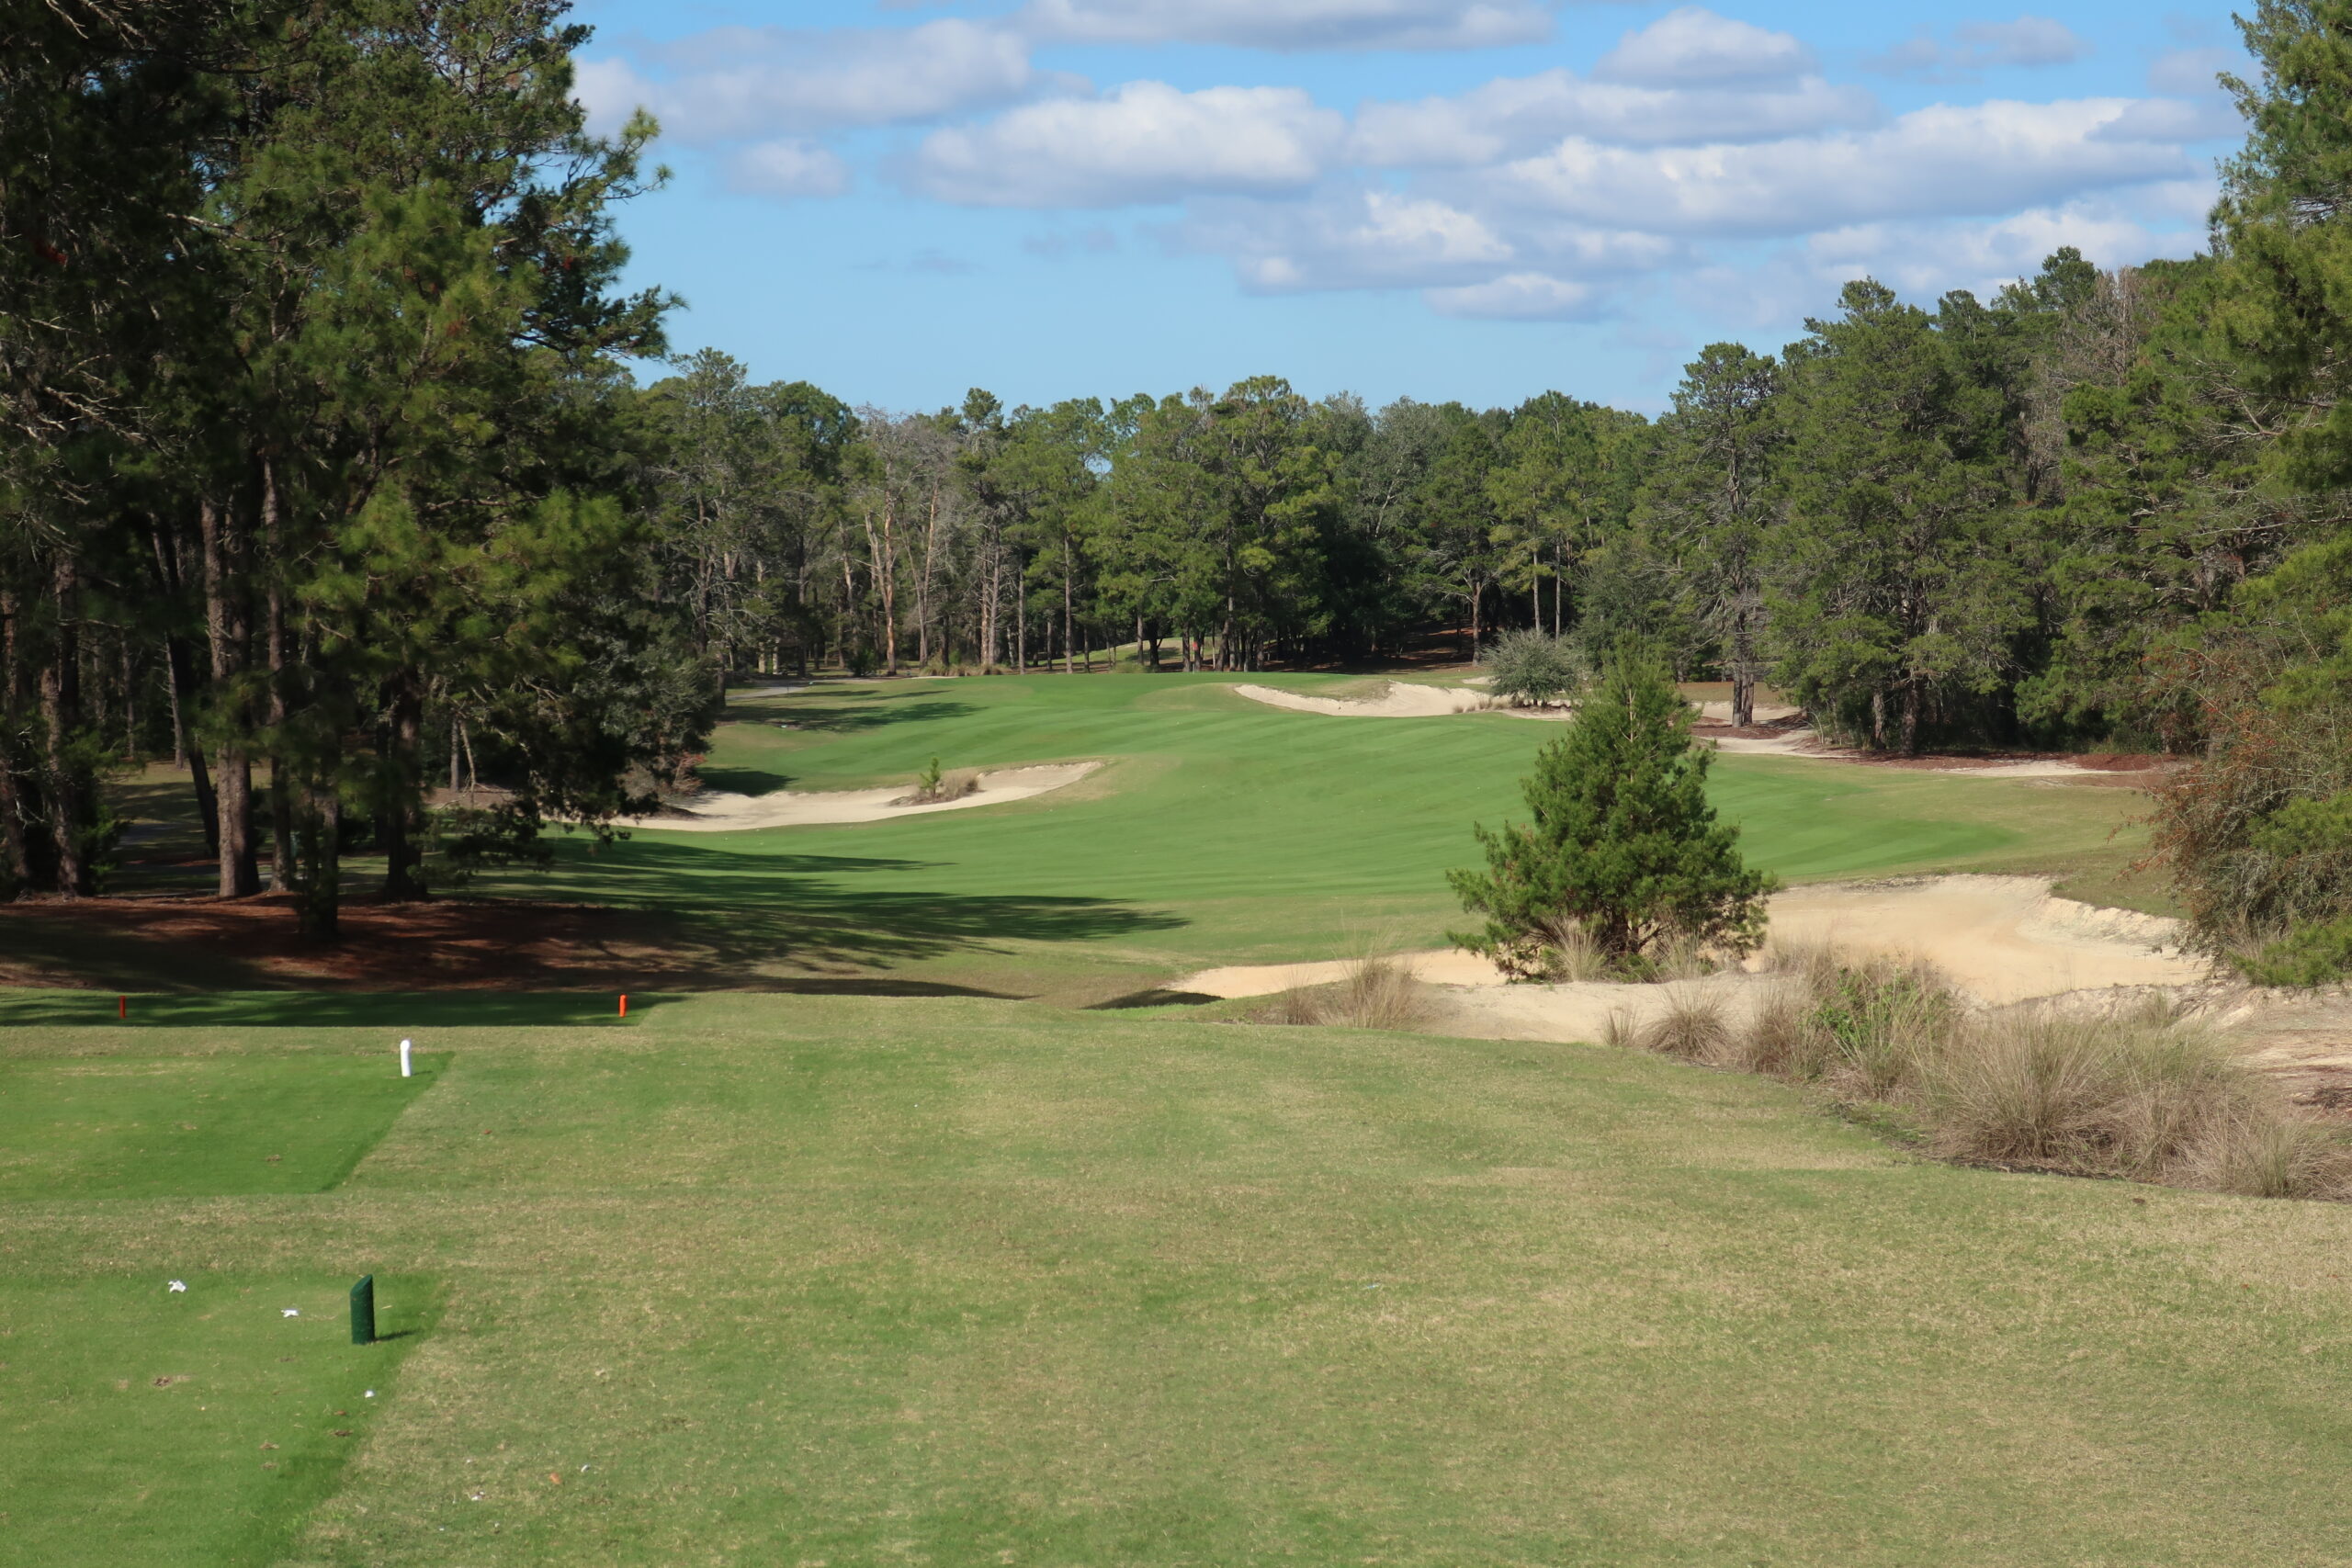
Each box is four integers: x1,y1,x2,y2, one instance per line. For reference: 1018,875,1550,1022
1182,876,2209,1046
1234,682,1498,717
627,761,1100,832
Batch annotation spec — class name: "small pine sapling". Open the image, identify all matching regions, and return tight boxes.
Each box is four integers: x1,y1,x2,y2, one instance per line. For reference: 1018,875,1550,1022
1449,651,1774,976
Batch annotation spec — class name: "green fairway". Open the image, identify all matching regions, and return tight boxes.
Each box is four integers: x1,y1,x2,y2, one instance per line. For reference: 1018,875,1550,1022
476,674,2154,998
6,993,2349,1565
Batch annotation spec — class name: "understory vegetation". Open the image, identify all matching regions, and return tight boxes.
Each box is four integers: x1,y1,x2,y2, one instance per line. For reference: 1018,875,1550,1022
1621,948,2352,1201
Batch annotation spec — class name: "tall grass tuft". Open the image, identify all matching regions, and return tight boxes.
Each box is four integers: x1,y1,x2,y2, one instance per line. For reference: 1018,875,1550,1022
1625,942,2352,1201
1257,955,1432,1031
1635,986,1732,1061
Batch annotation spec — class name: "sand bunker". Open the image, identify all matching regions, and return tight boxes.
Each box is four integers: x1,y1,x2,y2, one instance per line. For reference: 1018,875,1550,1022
626,761,1100,832
1182,876,2211,1046
1234,682,1498,717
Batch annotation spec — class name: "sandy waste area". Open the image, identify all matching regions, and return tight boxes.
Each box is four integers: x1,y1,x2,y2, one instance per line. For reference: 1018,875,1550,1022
1233,681,1500,716
625,761,1100,831
1229,681,2138,779
1182,875,2216,1047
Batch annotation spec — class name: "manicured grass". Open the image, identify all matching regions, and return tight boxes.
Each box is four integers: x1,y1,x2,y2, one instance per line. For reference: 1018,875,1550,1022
0,1275,428,1567
0,1052,444,1200
5,993,2350,1565
469,675,2154,998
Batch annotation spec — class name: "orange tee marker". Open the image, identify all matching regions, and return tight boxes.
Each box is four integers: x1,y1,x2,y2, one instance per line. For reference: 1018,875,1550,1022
618,993,628,1019
118,995,127,1020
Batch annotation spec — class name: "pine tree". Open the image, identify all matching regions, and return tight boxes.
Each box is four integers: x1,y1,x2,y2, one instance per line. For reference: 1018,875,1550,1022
1770,280,2028,752
1449,654,1773,974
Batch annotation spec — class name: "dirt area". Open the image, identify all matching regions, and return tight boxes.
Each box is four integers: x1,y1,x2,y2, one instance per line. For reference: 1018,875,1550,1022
0,895,763,990
1701,724,2167,782
1184,875,2204,1010
626,761,1100,831
1232,682,1498,717
1182,874,2352,1100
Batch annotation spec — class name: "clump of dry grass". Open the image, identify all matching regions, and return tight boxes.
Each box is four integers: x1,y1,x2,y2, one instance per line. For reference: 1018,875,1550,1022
1538,920,1613,982
1255,955,1433,1031
896,765,980,807
1623,942,2352,1201
1634,986,1732,1062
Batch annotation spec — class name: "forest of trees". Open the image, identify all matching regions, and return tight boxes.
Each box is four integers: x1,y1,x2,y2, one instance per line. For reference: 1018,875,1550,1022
5,0,2348,975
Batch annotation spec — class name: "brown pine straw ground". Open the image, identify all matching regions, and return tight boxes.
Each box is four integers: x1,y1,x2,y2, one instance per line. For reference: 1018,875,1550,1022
0,894,1008,997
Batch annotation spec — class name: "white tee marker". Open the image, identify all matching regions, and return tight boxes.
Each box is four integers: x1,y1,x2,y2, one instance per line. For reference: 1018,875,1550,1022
399,1038,413,1078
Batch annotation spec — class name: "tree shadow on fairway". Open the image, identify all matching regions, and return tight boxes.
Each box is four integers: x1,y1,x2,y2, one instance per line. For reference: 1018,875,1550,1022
752,697,980,732
689,766,794,796
0,990,663,1029
594,840,1187,978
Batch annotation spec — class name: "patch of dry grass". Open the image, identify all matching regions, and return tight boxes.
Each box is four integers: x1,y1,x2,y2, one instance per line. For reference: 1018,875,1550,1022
1257,954,1434,1030
1634,947,2352,1201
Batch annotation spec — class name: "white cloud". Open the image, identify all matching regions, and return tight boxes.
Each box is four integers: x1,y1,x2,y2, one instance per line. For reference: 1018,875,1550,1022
1426,273,1606,320
1349,69,1876,164
573,20,1036,142
913,82,1346,207
1803,204,2187,301
1594,8,1814,87
2150,46,2238,97
1016,0,1551,51
726,141,852,199
1186,189,1515,292
1680,198,2207,331
1869,16,2090,79
1487,98,2192,238
1956,17,2088,67
1179,185,1676,304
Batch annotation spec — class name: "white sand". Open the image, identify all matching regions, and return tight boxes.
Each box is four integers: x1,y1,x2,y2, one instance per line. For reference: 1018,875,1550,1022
1233,682,1498,716
1179,876,2211,1046
625,761,1100,832
1692,702,1805,724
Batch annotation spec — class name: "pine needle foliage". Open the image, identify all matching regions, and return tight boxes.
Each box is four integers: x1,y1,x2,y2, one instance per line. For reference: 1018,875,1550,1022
1449,653,1773,973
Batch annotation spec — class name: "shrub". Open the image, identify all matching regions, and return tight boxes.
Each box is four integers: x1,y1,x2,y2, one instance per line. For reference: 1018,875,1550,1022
2234,914,2352,987
1481,628,1584,707
899,762,978,807
1449,653,1775,976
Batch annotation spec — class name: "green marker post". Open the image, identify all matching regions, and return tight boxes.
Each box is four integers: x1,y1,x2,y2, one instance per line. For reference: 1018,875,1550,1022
350,1274,376,1345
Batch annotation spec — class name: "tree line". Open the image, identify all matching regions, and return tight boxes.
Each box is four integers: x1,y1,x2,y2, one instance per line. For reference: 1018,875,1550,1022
3,1,704,931
6,0,2349,976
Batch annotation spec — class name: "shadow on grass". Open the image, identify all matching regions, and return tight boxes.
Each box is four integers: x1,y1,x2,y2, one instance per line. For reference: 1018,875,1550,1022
577,839,1188,974
690,767,793,797
749,698,980,733
1089,987,1220,1010
0,839,1187,994
0,991,666,1029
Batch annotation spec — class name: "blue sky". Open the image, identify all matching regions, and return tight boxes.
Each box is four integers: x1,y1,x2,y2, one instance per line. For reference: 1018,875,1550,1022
568,0,2251,414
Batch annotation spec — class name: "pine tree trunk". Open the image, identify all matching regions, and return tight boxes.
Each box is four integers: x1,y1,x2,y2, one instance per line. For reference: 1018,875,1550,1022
382,680,425,900
1062,541,1076,675
0,588,32,888
1731,606,1756,728
199,497,259,897
39,557,88,896
295,786,341,941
